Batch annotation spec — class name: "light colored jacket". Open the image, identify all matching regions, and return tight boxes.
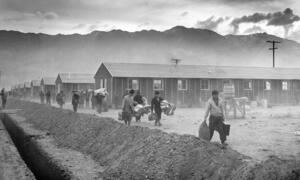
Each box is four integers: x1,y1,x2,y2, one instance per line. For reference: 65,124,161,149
204,97,225,117
122,95,135,114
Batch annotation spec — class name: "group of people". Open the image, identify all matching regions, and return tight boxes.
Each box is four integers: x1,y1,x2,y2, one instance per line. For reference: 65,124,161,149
122,89,228,147
122,89,164,126
39,90,52,105
5,85,228,147
71,89,107,113
0,88,7,109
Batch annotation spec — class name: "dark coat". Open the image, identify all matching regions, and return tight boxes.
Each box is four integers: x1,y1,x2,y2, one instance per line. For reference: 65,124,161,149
151,97,164,113
72,94,80,105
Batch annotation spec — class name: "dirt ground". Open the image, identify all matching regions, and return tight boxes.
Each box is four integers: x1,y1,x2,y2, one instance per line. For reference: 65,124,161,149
7,99,300,179
56,103,300,162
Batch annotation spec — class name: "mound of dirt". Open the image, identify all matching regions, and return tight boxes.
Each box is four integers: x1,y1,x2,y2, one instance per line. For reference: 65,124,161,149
6,99,300,179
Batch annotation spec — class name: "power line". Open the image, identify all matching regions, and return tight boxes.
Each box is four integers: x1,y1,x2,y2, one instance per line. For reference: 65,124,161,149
266,40,280,68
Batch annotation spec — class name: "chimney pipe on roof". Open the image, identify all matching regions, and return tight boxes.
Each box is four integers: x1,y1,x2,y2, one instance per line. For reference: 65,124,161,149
171,58,181,66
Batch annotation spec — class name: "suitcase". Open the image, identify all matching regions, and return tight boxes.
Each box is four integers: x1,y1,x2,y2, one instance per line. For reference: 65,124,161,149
198,120,210,141
148,113,158,121
223,124,230,136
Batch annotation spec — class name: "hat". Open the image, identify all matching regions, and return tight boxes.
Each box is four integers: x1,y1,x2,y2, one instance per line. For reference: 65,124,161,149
129,89,135,94
212,90,219,95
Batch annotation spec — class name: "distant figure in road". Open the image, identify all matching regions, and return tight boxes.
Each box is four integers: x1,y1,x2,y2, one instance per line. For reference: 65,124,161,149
78,91,84,108
95,93,104,113
91,91,96,109
46,90,51,105
56,91,65,108
85,89,90,108
203,90,227,148
122,89,135,126
72,91,80,112
0,88,7,109
39,91,45,104
151,91,164,126
133,90,144,122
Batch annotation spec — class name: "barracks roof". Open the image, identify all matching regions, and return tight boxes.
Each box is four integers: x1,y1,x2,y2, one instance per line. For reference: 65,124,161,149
24,82,31,88
42,77,56,85
58,73,94,84
101,62,300,80
31,80,40,87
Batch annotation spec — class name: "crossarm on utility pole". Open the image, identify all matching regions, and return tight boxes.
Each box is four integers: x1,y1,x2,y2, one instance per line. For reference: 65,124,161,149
266,40,280,68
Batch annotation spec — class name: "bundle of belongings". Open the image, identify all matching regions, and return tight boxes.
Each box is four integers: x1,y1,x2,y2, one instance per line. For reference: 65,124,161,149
118,111,123,121
133,104,151,117
199,120,230,141
94,88,108,96
118,97,151,121
160,100,176,116
148,113,158,121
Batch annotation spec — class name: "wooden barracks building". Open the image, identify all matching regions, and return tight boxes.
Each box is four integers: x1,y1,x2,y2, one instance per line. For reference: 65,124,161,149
55,73,94,101
95,62,300,107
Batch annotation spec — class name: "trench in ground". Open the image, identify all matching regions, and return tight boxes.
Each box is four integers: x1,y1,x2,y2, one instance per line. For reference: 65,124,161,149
0,113,71,180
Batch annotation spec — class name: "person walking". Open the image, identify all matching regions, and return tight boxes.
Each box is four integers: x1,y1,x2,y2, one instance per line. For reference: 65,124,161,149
0,88,7,109
122,89,135,126
72,91,80,112
151,91,164,126
85,89,90,108
39,90,45,104
56,91,65,108
95,93,104,113
91,91,96,109
203,90,227,148
133,90,144,122
46,90,51,105
78,91,84,108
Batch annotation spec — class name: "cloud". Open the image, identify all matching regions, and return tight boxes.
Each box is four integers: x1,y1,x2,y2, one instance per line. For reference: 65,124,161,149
180,11,188,17
88,24,98,32
231,8,300,34
72,23,86,29
196,16,226,30
36,11,59,20
221,0,275,3
267,8,300,26
2,11,58,22
243,25,264,34
137,22,150,28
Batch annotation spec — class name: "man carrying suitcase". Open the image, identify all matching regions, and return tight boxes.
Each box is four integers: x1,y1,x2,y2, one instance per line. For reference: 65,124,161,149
122,89,135,126
151,91,164,126
203,90,227,148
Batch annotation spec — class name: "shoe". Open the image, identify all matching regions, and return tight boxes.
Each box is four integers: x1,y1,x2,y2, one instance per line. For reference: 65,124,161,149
222,142,228,146
220,144,227,149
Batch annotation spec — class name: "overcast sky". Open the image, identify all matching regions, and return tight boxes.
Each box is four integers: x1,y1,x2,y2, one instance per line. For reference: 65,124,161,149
0,0,300,42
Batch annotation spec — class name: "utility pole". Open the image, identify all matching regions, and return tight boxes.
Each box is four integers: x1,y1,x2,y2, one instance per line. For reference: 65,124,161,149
266,40,280,68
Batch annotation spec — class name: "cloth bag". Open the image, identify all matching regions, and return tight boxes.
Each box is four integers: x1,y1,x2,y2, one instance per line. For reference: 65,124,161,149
148,113,157,121
198,120,210,141
223,123,230,136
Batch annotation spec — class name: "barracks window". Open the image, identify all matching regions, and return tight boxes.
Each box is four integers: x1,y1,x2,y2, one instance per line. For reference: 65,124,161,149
153,79,164,90
178,79,188,91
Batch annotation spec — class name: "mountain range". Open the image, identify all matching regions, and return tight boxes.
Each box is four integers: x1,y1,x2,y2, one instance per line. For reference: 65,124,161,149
0,26,300,88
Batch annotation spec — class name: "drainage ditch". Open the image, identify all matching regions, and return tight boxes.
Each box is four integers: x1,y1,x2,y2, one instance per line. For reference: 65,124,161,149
1,113,71,180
